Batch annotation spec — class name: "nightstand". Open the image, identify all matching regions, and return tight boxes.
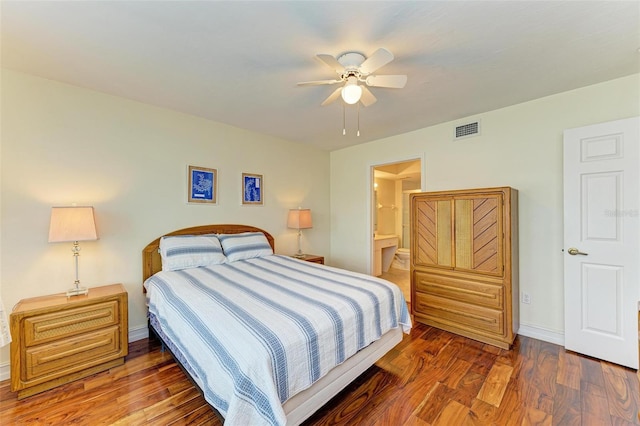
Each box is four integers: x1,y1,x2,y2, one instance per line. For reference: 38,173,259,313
10,283,128,399
293,254,324,265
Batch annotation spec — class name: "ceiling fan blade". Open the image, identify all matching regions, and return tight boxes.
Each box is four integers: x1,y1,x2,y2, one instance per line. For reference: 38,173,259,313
365,74,408,89
297,79,341,86
359,48,394,75
316,54,345,73
321,87,342,106
360,86,377,107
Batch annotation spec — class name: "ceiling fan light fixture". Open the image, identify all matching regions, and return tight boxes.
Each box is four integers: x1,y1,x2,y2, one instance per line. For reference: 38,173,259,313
341,76,362,105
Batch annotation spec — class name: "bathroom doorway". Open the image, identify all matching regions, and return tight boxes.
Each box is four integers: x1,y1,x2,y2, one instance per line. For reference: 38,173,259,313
371,158,422,302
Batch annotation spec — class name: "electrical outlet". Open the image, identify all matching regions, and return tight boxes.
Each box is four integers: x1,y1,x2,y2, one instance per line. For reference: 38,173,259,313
521,292,531,304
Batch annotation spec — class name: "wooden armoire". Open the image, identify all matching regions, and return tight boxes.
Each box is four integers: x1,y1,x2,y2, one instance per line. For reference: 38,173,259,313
410,186,519,349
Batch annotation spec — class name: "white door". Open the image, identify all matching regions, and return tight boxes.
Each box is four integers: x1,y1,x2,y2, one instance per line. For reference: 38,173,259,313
563,116,639,369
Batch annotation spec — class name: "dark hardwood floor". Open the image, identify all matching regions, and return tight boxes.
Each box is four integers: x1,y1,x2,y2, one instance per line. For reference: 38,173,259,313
1,323,638,425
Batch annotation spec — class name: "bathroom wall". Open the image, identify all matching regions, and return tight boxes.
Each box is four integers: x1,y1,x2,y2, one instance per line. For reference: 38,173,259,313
374,178,395,235
374,160,422,242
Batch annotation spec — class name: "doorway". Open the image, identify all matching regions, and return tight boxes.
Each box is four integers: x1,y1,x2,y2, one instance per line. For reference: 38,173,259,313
371,158,422,302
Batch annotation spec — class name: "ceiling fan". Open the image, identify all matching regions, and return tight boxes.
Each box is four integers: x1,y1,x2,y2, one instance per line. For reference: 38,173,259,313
297,48,407,107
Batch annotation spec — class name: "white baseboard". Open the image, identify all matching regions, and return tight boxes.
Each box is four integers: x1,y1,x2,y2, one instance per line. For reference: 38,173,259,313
129,324,149,343
0,362,8,382
0,325,151,383
517,323,565,346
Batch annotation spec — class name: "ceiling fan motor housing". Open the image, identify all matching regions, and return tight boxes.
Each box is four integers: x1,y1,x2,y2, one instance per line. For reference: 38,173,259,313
337,52,366,68
337,52,367,79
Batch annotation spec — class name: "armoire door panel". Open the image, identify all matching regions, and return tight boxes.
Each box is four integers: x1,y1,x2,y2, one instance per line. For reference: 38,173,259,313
454,195,503,274
415,200,436,265
454,200,472,269
414,199,452,268
473,196,502,274
473,197,499,234
436,201,453,267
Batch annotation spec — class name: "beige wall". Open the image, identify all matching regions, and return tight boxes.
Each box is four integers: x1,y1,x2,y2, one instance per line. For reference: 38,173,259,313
0,70,330,367
330,73,640,337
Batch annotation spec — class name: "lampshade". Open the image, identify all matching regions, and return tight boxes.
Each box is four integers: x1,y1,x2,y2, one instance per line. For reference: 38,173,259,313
341,76,362,105
287,208,312,230
48,206,98,243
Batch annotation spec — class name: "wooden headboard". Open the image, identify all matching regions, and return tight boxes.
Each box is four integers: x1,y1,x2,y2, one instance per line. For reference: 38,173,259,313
142,224,275,288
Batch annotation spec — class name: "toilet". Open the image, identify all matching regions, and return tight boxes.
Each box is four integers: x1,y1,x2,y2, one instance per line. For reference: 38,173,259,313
392,248,410,270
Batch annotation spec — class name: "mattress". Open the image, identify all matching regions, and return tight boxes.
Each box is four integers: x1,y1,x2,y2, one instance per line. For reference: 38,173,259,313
144,255,411,425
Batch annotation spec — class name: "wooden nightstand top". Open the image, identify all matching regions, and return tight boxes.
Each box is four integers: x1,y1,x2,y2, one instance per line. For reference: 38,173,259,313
12,284,126,314
292,254,324,264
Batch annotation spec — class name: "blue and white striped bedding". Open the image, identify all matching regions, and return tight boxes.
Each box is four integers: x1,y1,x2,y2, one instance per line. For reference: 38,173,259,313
144,255,411,426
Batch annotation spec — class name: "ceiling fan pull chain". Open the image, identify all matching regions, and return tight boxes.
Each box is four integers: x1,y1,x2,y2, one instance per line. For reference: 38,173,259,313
357,103,361,137
343,103,346,136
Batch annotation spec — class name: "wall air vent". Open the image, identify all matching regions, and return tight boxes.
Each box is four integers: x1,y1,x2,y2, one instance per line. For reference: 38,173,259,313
454,121,480,140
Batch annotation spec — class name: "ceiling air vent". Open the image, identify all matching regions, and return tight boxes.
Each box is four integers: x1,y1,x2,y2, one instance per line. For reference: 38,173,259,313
454,121,480,140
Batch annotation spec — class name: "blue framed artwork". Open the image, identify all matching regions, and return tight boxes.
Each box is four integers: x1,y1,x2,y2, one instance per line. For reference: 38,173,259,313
242,173,263,205
188,165,217,204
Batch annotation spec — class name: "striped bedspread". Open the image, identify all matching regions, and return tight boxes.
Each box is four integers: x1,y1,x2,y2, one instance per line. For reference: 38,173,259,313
144,255,412,426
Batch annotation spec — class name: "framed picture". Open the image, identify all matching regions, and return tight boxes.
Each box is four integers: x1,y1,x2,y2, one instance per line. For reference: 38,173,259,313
242,173,263,205
188,165,217,204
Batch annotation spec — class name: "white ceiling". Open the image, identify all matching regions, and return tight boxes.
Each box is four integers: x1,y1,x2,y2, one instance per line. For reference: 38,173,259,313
2,1,639,151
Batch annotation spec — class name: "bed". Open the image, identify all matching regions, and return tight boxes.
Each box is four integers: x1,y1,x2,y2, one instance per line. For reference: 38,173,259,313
142,224,411,425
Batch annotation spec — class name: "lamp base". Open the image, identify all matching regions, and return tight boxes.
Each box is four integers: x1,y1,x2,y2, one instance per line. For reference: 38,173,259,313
66,286,89,297
293,253,306,259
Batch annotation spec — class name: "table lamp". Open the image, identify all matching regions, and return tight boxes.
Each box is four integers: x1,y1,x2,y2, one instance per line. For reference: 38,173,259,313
48,206,98,297
287,208,312,258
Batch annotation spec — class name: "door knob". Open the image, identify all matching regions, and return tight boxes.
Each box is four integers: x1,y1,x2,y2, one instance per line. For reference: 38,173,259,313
567,247,588,256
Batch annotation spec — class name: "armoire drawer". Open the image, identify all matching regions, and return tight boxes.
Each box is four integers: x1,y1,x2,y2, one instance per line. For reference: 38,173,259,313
414,271,504,310
414,292,504,335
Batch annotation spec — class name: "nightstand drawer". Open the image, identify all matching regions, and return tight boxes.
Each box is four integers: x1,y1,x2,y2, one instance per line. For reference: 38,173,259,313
24,300,120,347
25,326,122,380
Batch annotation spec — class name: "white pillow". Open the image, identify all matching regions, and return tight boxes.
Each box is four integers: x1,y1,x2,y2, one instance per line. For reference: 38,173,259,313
218,232,273,262
160,235,226,271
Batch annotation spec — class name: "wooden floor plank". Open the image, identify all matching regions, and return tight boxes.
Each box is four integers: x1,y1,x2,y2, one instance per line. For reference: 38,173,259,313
452,370,486,407
556,350,581,391
552,384,581,426
413,382,455,424
477,363,514,407
431,399,469,425
490,378,527,425
468,397,498,424
603,372,639,422
0,323,638,425
582,383,613,422
521,405,552,426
